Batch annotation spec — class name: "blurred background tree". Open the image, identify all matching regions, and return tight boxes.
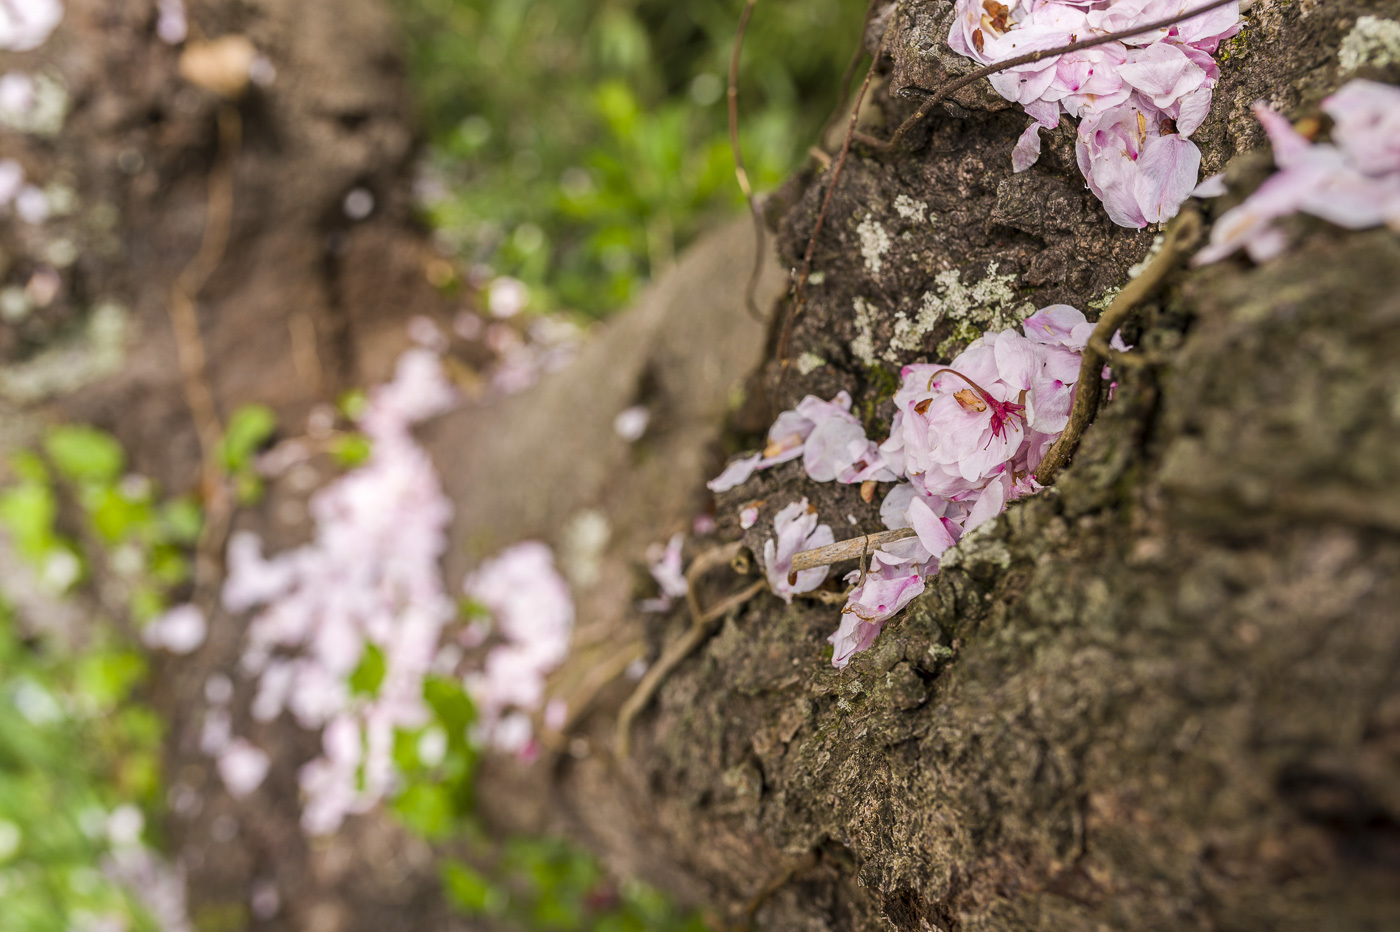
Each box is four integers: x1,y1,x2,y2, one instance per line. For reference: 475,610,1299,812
393,0,861,316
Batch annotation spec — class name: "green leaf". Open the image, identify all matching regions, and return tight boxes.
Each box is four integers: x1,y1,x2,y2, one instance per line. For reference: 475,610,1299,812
88,487,152,544
440,859,507,917
128,584,165,624
233,471,264,506
458,597,493,622
75,650,146,711
338,389,368,422
349,643,387,696
44,426,125,484
160,497,203,545
423,676,477,736
392,783,453,838
147,546,190,587
8,450,49,484
0,483,57,558
219,405,278,473
329,432,372,468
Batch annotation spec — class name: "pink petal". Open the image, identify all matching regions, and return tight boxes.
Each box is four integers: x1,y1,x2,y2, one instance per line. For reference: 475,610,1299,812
707,454,761,493
1134,134,1201,223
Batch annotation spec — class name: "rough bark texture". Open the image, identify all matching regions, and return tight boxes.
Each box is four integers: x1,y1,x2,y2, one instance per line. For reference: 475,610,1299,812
5,0,1400,930
545,2,1400,929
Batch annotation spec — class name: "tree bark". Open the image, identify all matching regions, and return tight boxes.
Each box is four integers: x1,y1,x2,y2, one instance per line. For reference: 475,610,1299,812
5,1,1398,930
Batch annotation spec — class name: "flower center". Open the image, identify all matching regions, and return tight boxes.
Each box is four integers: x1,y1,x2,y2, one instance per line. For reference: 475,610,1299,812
925,367,1026,440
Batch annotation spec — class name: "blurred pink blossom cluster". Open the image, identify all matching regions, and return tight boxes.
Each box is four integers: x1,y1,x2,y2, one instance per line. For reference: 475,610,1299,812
640,533,688,613
464,311,582,397
950,0,1240,227
461,541,574,755
219,348,459,834
715,306,1101,668
1194,80,1400,264
0,157,51,224
0,0,62,51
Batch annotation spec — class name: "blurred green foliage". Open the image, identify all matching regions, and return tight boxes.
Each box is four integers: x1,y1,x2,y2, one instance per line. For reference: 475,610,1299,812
441,840,710,930
385,674,709,929
1,418,706,928
393,0,862,316
0,427,194,928
0,600,161,931
220,403,279,504
0,427,201,621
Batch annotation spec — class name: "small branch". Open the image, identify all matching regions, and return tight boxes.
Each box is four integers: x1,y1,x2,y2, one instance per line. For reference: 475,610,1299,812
877,0,1240,151
616,572,767,760
539,639,646,749
168,106,242,603
779,14,896,366
1035,208,1203,485
791,527,916,573
816,0,882,148
729,0,767,323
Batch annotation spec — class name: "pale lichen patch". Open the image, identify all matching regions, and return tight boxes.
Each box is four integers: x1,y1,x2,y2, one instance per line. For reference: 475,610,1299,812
850,297,879,367
796,352,827,375
0,73,69,137
857,214,891,274
0,302,128,402
1339,16,1400,73
879,262,1032,361
939,516,1012,572
560,509,610,589
893,195,928,224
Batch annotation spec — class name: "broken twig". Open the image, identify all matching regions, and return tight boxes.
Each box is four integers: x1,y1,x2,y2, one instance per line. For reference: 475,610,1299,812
1035,208,1203,485
878,0,1240,151
728,0,767,323
616,577,768,759
790,527,916,573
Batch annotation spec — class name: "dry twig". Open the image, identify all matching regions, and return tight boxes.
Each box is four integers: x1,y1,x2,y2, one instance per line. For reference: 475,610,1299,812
167,106,242,605
877,0,1240,152
616,541,766,759
1035,208,1203,485
791,527,916,573
733,849,821,930
729,0,767,323
778,15,896,366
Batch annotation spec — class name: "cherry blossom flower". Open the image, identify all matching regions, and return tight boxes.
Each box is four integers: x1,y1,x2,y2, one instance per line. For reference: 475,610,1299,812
950,0,1239,227
831,547,929,669
1195,80,1400,264
1076,97,1202,227
217,739,270,799
142,604,207,655
613,405,649,442
708,391,890,491
0,158,22,206
217,346,459,833
156,0,187,45
763,499,834,603
462,541,575,752
826,304,1103,666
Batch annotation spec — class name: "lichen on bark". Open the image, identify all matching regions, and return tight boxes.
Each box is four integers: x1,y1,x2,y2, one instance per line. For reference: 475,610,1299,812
604,2,1400,929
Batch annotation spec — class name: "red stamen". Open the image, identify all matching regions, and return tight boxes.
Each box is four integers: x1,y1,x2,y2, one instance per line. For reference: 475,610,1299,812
924,367,1026,439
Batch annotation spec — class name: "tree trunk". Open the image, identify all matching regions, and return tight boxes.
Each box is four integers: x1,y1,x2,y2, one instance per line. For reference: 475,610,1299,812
6,1,1398,930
